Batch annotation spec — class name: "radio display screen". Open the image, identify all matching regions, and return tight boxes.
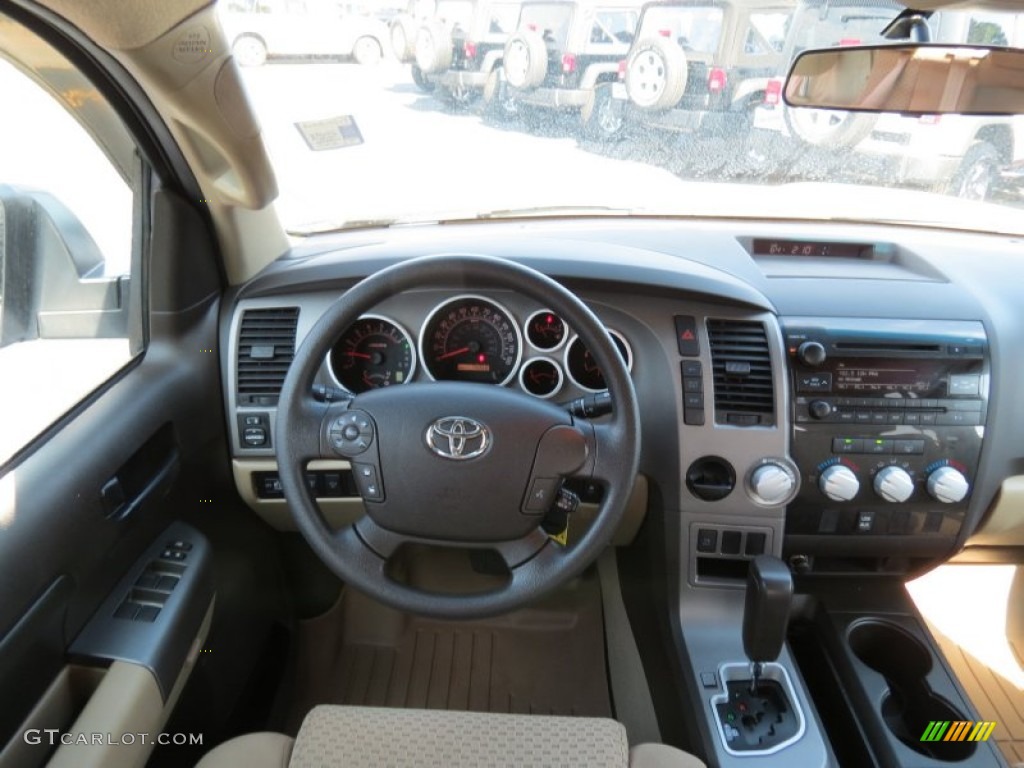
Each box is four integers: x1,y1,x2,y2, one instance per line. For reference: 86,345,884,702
833,359,946,395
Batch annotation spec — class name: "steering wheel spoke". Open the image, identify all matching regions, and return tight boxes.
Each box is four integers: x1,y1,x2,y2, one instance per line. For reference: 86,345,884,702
349,514,405,559
571,419,626,484
277,394,332,463
494,528,553,569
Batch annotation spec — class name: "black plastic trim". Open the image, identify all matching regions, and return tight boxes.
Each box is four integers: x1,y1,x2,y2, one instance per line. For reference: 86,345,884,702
69,522,214,700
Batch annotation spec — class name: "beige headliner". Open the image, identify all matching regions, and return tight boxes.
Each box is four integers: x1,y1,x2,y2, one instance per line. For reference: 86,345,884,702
40,0,213,50
23,0,1024,282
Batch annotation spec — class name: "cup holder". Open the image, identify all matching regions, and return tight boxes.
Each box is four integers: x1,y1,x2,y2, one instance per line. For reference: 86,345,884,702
848,620,976,761
849,618,933,682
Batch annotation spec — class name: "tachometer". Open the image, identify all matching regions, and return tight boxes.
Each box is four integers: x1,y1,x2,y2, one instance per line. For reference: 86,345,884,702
329,315,416,393
420,296,522,385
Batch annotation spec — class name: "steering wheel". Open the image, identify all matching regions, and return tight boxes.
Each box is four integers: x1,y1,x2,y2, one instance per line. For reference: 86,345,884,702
276,254,640,618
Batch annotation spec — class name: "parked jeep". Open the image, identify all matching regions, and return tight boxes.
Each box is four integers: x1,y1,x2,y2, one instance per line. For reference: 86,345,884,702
753,0,1022,200
413,0,523,108
392,0,472,90
616,0,793,135
389,0,437,62
501,0,641,139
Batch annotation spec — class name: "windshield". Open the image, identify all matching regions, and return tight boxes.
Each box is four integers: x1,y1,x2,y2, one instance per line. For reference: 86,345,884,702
219,0,1024,236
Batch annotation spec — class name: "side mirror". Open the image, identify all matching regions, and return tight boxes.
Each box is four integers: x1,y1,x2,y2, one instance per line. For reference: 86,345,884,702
784,44,1024,116
0,185,127,347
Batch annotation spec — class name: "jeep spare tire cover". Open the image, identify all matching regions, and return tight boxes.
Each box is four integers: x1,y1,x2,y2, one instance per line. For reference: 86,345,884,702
626,36,687,110
415,19,454,73
390,14,417,61
785,107,877,148
503,30,548,89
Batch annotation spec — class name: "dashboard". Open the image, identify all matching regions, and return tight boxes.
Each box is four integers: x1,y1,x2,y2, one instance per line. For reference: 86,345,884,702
221,216,1024,580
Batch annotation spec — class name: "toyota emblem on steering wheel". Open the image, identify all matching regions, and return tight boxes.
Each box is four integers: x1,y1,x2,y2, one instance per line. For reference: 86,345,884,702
425,417,491,460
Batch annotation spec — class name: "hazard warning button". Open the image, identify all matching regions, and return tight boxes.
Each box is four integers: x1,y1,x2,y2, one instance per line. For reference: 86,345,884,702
674,315,700,357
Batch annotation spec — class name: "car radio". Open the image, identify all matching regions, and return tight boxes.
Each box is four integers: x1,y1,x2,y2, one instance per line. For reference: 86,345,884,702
781,318,988,556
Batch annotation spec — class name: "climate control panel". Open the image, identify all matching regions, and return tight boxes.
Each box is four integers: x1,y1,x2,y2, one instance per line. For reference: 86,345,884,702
781,318,988,552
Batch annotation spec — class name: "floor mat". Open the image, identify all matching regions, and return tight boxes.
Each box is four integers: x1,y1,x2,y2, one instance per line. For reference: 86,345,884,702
908,564,1024,766
930,627,1024,765
285,563,611,733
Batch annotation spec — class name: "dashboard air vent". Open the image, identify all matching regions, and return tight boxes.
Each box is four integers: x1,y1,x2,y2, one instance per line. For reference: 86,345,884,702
707,318,774,426
237,307,299,405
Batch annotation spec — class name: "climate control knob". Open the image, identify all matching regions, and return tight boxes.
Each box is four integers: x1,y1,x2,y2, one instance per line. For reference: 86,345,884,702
927,466,970,504
874,466,915,503
820,465,859,502
750,463,796,506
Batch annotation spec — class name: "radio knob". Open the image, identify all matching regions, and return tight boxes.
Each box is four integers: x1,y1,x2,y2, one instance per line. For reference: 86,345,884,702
751,463,796,506
874,466,915,503
820,465,859,502
798,341,827,366
927,466,970,504
809,400,832,420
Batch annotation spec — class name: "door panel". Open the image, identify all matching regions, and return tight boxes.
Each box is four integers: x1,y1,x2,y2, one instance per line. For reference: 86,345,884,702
0,290,224,750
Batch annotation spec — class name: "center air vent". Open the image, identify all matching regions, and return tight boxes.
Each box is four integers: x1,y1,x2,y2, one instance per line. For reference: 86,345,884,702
237,307,299,406
707,318,774,427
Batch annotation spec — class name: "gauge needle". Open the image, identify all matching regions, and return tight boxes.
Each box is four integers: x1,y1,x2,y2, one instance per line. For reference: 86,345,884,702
436,346,470,361
346,351,372,359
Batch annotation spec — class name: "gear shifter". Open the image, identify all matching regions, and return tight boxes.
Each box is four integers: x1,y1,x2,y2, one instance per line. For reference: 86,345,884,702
742,555,793,692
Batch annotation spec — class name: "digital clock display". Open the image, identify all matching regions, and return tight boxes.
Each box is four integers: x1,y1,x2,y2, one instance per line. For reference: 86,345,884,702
753,239,869,258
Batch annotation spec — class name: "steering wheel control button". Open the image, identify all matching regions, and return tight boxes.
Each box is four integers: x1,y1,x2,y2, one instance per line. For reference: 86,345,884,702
425,416,490,460
525,477,561,513
329,410,375,457
352,463,384,502
674,315,700,356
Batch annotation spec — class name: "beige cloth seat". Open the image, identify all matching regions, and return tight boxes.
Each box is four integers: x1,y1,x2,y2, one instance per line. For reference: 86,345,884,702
196,705,706,768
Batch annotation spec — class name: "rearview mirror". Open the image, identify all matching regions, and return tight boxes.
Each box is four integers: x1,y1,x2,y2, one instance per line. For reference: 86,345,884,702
784,44,1024,116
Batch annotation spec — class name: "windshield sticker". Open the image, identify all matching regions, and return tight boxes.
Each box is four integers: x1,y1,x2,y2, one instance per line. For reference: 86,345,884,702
295,116,364,152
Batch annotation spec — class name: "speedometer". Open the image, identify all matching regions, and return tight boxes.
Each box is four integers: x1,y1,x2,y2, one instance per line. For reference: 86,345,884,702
420,296,522,385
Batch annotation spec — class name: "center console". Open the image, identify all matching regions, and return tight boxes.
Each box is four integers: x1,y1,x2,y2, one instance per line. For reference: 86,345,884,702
773,318,1002,767
675,315,1000,768
781,318,988,561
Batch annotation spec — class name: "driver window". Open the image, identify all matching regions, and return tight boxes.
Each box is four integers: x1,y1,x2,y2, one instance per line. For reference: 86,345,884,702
0,16,139,466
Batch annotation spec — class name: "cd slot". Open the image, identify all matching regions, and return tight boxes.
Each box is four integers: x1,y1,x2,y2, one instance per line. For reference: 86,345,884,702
833,342,942,354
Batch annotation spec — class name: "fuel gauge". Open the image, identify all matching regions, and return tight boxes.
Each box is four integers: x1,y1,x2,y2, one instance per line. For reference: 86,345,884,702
525,310,567,351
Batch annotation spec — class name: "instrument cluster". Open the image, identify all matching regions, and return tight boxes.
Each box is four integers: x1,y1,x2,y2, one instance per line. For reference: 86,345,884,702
326,294,633,398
